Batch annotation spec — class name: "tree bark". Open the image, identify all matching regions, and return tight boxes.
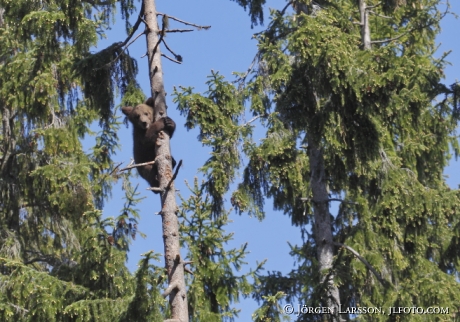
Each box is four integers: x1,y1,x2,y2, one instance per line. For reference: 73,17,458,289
0,7,4,27
142,1,188,321
359,0,371,50
308,137,341,321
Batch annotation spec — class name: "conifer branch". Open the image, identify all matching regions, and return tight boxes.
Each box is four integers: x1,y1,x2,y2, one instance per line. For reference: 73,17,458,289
84,0,113,6
334,242,388,287
278,1,293,16
370,4,450,45
99,3,145,68
129,3,146,41
300,197,357,205
156,12,211,30
24,253,61,266
109,162,123,175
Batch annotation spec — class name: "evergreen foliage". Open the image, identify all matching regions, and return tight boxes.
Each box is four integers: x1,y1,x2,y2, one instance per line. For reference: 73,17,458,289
175,72,254,218
0,0,167,320
175,0,460,320
179,178,265,321
2,0,460,320
230,0,266,27
1,0,263,320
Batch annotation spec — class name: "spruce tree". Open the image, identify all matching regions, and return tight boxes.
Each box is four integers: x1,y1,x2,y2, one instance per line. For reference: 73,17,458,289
176,0,460,321
0,0,165,320
179,178,265,321
1,0,264,320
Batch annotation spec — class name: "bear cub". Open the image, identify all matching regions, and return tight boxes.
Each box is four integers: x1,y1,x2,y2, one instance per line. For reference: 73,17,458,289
122,98,176,192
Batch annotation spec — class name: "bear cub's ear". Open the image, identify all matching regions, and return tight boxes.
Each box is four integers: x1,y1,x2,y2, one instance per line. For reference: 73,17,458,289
144,97,155,107
121,106,133,116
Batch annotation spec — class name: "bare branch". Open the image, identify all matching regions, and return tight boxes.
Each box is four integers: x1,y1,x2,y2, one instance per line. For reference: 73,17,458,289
157,12,211,30
165,160,183,192
369,10,392,19
151,14,167,58
166,29,194,33
370,33,406,44
162,38,182,62
162,281,179,298
148,187,163,193
161,39,182,64
242,115,263,127
140,15,148,28
366,1,382,9
233,52,260,86
125,30,147,49
162,53,182,64
120,160,156,172
334,242,389,287
184,266,194,275
8,303,29,314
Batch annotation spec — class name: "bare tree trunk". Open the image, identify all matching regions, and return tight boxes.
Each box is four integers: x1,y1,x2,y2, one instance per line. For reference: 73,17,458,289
143,1,188,321
308,137,341,321
359,0,371,50
0,8,4,27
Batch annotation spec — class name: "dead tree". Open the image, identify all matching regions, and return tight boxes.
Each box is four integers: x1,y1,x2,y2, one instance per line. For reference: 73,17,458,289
141,1,209,320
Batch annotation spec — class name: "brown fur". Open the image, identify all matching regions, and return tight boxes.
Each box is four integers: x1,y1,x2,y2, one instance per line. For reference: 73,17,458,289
122,99,176,191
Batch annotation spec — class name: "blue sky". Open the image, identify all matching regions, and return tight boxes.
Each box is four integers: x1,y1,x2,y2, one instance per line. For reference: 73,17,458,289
95,0,460,319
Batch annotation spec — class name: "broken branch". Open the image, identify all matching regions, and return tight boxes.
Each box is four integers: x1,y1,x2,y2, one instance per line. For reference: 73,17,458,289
166,29,194,33
156,12,211,30
120,160,156,172
162,281,179,298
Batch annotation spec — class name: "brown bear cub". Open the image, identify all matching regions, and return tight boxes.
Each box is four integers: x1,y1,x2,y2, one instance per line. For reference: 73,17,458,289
122,99,176,192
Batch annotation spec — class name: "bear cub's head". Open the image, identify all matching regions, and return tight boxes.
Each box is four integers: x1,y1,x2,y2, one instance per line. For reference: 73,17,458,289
122,103,154,130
